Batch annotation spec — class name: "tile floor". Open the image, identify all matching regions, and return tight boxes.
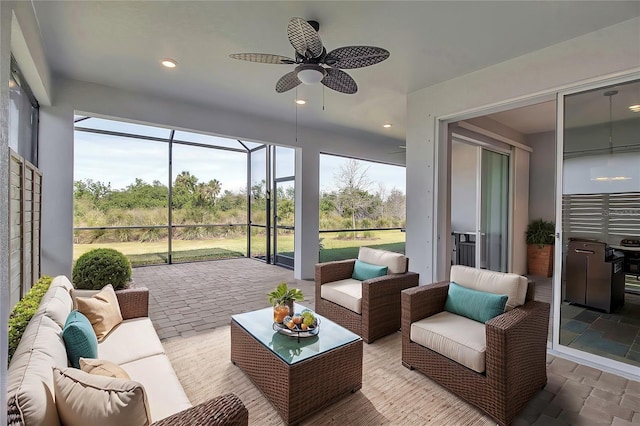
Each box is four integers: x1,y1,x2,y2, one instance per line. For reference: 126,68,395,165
133,259,640,425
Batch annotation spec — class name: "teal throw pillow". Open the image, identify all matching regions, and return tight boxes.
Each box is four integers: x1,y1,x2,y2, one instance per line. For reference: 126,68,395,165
352,260,388,281
444,282,508,324
62,310,98,368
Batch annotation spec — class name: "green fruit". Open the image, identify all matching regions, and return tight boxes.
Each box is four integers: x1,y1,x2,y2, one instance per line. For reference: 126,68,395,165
303,315,315,327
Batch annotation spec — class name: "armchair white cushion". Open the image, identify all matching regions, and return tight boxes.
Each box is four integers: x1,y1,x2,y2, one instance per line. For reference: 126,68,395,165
450,265,527,311
358,247,407,274
320,278,363,314
410,311,486,373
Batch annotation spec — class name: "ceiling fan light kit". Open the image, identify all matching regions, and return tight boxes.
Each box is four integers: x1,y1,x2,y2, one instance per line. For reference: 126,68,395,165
296,64,326,85
230,17,389,95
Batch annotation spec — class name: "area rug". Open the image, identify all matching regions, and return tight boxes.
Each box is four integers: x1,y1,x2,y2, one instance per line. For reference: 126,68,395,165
162,326,494,425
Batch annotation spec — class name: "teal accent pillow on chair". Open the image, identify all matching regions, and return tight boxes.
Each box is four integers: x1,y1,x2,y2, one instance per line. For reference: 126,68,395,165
444,282,508,324
62,310,98,368
352,260,388,281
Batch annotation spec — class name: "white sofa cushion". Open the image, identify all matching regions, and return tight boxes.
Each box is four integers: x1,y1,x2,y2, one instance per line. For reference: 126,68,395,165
98,318,165,365
358,247,407,274
38,286,73,329
51,275,74,293
8,303,70,426
321,278,362,314
122,354,193,422
411,311,487,373
53,367,152,426
450,265,527,311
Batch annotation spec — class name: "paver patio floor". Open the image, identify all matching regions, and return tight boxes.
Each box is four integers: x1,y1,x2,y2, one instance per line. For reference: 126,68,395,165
133,257,314,339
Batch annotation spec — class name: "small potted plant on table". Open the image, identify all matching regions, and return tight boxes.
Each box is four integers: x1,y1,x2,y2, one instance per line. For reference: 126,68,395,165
268,282,304,323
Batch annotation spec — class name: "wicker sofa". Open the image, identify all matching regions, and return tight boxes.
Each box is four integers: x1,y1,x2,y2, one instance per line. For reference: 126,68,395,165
401,266,549,426
315,247,419,343
7,275,248,426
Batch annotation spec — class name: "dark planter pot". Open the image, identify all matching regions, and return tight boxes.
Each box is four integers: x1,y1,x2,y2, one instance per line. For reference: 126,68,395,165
527,244,554,277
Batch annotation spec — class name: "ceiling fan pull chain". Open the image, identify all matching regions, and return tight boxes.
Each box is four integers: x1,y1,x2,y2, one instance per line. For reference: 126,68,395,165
295,87,298,143
323,85,325,111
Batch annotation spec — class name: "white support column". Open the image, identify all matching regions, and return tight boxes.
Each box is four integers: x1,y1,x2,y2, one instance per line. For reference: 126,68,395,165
294,147,319,280
511,147,530,275
39,105,75,277
0,1,12,421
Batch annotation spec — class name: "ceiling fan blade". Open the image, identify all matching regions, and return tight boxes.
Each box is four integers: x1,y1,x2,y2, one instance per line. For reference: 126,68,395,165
229,53,296,64
287,17,323,59
276,71,302,93
324,46,390,69
321,68,357,94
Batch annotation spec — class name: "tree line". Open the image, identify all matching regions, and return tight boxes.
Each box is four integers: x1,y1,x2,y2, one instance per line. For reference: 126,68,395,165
74,160,405,243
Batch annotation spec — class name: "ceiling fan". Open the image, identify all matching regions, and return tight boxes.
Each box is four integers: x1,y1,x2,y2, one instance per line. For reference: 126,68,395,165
229,17,389,95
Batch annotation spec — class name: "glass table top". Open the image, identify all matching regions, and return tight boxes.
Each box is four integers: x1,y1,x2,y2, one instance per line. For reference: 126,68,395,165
231,303,361,365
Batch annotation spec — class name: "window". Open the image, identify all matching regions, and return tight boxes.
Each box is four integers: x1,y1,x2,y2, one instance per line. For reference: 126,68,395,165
318,154,406,262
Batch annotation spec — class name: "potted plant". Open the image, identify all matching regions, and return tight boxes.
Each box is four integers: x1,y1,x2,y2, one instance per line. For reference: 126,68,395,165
526,219,555,277
268,282,304,323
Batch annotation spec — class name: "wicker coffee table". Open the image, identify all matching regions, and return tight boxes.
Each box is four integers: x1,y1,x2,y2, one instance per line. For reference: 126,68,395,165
230,304,363,425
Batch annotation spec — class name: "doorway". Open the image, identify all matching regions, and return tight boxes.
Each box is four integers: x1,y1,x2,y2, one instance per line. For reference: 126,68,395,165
450,136,510,272
248,144,296,268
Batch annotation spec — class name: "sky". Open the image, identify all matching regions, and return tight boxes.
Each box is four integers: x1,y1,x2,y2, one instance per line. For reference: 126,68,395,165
73,117,406,195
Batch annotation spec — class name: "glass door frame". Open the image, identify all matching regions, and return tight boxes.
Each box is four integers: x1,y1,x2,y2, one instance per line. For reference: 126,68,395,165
248,144,270,263
476,147,510,272
553,72,640,380
273,177,295,268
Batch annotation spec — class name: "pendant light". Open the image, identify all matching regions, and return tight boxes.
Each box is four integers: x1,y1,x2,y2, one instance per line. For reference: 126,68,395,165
589,90,632,182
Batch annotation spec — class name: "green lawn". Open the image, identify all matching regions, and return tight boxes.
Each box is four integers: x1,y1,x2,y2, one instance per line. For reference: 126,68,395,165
74,230,405,266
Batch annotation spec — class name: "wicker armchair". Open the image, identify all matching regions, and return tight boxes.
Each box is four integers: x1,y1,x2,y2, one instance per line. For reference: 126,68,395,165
315,248,419,343
401,279,549,426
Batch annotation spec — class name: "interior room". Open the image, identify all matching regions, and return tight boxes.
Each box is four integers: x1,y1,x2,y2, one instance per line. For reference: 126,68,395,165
3,1,640,425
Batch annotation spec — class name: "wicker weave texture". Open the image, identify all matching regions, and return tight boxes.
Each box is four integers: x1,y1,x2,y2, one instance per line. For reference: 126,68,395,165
116,287,149,320
7,395,22,426
151,393,248,426
315,260,419,343
230,320,362,425
401,283,550,426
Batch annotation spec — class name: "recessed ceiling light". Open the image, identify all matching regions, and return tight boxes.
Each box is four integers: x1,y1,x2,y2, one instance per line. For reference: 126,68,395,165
629,104,640,113
383,123,392,128
161,59,178,68
295,99,306,105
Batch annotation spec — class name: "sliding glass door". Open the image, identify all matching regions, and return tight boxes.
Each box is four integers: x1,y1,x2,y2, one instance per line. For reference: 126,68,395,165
557,78,640,369
479,149,509,272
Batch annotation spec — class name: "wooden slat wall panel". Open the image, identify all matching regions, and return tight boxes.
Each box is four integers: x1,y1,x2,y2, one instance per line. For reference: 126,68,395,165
9,152,23,308
23,166,34,295
32,171,42,280
8,150,43,309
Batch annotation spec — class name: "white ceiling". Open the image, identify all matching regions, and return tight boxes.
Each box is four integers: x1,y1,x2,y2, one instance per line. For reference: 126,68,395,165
32,1,640,145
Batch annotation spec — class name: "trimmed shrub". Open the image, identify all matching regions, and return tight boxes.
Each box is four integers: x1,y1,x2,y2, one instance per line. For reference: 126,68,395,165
72,248,132,290
8,275,53,364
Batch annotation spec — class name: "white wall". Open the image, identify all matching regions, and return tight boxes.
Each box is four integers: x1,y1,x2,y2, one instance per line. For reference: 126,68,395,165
1,3,11,422
450,141,477,232
1,1,53,418
406,17,640,284
526,131,556,223
40,78,405,279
